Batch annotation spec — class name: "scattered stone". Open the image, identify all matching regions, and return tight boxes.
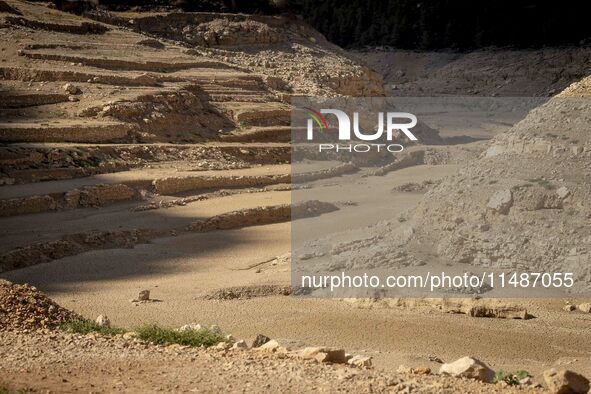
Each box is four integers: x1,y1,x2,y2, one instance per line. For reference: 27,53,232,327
232,340,248,350
543,369,590,394
62,83,81,95
298,347,347,364
563,304,577,312
397,365,431,375
252,334,271,348
95,315,110,327
556,186,571,199
347,355,372,368
578,303,591,313
122,331,137,340
213,341,231,350
225,334,236,343
487,189,513,214
439,356,495,383
397,365,413,374
138,290,150,301
257,339,287,353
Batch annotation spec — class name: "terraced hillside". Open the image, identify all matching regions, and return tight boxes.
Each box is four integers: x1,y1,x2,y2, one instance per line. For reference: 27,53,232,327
0,0,384,271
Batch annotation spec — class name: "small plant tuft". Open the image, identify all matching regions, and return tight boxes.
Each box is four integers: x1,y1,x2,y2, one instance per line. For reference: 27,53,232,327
493,370,531,385
59,319,126,336
512,183,533,190
526,178,556,190
135,324,226,347
0,386,23,394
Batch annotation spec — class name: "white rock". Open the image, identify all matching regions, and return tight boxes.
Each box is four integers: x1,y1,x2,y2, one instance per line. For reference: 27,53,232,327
487,190,513,214
122,331,137,340
556,186,571,199
225,334,236,343
63,83,80,95
578,303,591,313
257,339,287,353
178,323,205,332
95,315,110,327
213,341,231,350
439,356,495,382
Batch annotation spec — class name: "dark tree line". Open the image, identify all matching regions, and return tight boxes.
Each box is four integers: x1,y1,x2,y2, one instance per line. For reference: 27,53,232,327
53,0,591,49
291,0,591,49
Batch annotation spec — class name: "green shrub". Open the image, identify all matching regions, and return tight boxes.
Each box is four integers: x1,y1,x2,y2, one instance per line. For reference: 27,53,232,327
135,324,225,347
59,319,126,336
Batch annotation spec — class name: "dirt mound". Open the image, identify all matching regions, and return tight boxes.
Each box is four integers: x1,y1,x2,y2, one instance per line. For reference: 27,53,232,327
204,284,291,300
0,280,77,331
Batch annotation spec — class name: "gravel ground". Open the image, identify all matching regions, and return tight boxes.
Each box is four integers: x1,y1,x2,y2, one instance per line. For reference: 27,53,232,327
0,329,545,393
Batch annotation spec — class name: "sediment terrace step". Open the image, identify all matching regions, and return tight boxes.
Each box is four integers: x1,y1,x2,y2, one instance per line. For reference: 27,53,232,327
0,164,292,199
0,189,290,270
0,164,292,216
0,92,70,108
0,143,291,184
0,121,133,143
152,173,291,195
0,197,334,273
3,15,108,34
0,162,359,217
208,93,273,103
220,126,292,142
181,75,265,90
21,51,236,72
218,102,291,126
0,66,165,86
188,200,338,231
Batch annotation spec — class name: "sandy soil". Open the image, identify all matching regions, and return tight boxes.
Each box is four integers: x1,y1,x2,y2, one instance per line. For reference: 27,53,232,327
4,165,590,384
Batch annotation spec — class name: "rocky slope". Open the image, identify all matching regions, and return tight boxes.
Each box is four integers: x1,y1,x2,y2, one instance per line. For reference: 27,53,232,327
357,48,591,97
341,73,591,296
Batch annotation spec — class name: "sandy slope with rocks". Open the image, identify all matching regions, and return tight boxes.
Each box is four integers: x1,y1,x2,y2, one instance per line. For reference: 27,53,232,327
380,76,591,294
0,329,545,394
357,48,591,97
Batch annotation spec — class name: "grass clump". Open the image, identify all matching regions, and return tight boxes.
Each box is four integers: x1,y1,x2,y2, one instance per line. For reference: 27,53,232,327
59,319,126,336
135,324,226,347
493,370,531,385
512,183,533,191
0,387,22,394
526,178,556,190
